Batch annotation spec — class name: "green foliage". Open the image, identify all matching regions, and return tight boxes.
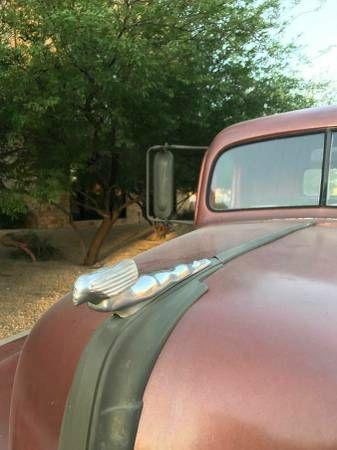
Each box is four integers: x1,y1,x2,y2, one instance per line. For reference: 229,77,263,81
0,0,316,219
0,191,27,217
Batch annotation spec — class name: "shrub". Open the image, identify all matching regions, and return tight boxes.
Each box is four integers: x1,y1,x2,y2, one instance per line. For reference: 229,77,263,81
4,232,61,261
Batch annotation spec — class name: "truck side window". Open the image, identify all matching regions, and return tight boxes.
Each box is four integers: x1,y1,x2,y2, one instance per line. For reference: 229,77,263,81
209,133,325,211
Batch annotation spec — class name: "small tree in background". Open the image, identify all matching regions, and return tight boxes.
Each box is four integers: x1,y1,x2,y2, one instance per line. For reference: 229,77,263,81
0,0,316,265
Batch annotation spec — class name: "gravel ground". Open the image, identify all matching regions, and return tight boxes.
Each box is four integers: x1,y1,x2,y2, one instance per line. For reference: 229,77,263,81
0,224,173,339
0,260,86,338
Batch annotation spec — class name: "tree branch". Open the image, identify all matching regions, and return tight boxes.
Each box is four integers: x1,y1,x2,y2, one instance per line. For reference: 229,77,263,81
72,199,109,218
111,196,138,223
78,190,100,209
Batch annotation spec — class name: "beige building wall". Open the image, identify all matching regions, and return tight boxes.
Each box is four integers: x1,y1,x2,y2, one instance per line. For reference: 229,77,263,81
117,203,146,225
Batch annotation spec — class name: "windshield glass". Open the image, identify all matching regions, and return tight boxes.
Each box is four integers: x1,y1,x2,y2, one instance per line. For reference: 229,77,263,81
209,133,325,211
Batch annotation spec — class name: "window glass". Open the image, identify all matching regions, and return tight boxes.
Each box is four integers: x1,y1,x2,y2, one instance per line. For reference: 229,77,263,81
303,169,322,196
209,133,325,211
327,133,337,205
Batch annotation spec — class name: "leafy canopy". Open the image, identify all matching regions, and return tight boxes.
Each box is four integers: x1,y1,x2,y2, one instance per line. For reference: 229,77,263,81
0,0,315,217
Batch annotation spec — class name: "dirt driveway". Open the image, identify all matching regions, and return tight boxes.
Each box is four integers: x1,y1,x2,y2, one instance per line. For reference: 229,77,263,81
0,223,177,339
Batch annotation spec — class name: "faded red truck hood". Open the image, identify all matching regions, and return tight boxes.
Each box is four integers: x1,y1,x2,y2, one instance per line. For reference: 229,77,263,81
137,221,337,450
8,220,337,450
134,220,300,271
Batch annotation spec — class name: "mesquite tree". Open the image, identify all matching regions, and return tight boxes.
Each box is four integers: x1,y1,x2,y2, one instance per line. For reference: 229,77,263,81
0,0,314,264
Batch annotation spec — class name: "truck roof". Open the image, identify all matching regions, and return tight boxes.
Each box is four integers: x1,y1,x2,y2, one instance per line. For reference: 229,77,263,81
211,105,337,154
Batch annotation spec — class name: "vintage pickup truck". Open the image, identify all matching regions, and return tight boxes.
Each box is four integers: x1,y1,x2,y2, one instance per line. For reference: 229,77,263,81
1,105,337,450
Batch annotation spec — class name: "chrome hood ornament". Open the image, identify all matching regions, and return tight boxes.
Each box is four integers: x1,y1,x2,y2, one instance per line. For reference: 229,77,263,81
73,259,139,306
72,258,211,316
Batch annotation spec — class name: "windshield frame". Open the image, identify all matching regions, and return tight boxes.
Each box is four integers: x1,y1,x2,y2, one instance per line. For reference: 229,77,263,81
206,129,333,213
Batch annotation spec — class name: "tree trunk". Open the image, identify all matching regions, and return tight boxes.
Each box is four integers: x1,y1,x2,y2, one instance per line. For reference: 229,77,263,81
82,198,137,266
83,217,112,266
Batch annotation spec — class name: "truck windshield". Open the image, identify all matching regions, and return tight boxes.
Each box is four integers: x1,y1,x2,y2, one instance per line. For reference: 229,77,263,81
209,133,326,211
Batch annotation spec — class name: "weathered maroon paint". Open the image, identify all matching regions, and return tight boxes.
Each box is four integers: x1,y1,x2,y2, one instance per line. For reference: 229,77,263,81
8,297,109,450
0,353,19,450
135,223,337,449
7,220,299,450
1,106,337,450
0,336,26,364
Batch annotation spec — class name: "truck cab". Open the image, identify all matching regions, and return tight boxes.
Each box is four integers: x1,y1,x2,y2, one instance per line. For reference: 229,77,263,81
2,106,337,450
